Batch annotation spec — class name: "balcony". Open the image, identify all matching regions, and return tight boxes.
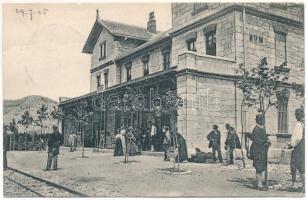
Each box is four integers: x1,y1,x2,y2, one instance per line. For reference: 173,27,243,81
178,51,237,76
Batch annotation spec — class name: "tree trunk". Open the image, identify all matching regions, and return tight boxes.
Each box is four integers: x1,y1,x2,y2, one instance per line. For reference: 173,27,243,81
25,133,27,151
240,100,246,167
82,126,85,158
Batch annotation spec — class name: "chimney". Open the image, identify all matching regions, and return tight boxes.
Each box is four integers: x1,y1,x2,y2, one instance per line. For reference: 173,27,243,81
96,9,99,20
147,12,156,33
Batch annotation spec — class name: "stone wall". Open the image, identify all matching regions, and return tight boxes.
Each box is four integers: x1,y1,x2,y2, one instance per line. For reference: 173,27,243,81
172,12,236,66
234,11,304,84
119,45,169,83
176,73,238,153
90,63,117,92
171,3,303,32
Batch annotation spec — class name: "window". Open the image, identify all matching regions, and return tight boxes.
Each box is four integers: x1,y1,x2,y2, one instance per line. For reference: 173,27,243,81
96,74,101,88
249,34,264,44
141,55,149,76
99,41,106,60
192,3,209,15
275,32,287,66
205,31,216,56
163,53,170,69
143,61,149,76
104,72,109,88
187,40,196,52
125,62,132,81
277,91,289,134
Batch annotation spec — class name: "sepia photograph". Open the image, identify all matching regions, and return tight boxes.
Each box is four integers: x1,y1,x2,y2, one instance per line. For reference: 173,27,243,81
2,1,305,197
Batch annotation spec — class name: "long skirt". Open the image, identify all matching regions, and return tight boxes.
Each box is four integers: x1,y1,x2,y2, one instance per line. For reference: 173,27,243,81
175,134,188,162
114,138,124,156
127,141,138,156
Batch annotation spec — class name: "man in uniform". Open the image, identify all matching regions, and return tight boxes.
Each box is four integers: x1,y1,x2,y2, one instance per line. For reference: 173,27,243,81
207,125,223,163
45,125,63,171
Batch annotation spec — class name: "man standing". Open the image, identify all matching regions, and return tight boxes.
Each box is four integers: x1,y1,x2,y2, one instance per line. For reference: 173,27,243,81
246,114,270,190
207,125,223,163
45,125,63,171
163,126,171,161
148,121,157,152
68,129,75,152
289,108,305,190
225,124,236,165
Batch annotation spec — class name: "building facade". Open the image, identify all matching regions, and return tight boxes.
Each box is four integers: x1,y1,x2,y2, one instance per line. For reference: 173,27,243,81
59,3,304,158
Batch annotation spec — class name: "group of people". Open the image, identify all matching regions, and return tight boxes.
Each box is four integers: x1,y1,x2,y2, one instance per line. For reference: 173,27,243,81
114,126,142,156
4,108,303,192
206,124,241,165
113,122,189,163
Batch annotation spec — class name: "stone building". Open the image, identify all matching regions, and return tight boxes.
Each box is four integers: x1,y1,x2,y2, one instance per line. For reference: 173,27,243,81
59,3,304,159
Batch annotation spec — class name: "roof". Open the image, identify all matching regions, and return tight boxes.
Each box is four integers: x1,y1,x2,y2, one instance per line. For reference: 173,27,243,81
99,19,155,41
115,29,171,62
82,19,156,54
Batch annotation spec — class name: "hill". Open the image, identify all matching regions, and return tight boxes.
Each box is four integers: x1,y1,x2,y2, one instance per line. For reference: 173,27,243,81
3,95,59,133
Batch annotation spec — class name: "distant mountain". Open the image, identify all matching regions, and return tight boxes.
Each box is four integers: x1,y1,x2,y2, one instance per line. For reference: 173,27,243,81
3,95,59,133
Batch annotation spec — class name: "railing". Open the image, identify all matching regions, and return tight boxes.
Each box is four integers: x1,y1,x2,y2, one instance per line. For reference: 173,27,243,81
178,51,237,76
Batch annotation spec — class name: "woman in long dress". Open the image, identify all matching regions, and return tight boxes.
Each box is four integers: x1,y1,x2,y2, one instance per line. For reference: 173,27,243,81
126,127,138,156
174,131,188,162
114,129,123,156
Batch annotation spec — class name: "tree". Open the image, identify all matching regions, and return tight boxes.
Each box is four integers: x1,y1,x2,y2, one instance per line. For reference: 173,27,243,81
50,106,65,128
161,90,184,171
9,119,18,150
71,101,93,158
35,104,49,143
18,110,34,151
236,57,290,186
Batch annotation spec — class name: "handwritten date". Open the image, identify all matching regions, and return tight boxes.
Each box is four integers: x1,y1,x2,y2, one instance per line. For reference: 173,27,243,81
16,9,48,20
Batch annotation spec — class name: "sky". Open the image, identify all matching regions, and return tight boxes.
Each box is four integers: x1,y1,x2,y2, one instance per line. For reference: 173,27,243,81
3,3,172,102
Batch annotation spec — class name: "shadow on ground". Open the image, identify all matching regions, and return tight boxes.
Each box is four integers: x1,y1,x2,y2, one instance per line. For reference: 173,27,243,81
228,177,278,189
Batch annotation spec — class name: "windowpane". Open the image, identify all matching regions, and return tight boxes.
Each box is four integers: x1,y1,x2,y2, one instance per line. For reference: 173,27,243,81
277,97,288,133
206,31,216,56
96,75,101,88
104,73,108,88
143,61,149,76
187,40,196,51
126,67,131,81
163,53,170,69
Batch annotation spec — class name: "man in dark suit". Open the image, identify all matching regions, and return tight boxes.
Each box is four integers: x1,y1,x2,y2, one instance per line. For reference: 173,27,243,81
225,124,236,165
45,125,63,171
207,125,223,163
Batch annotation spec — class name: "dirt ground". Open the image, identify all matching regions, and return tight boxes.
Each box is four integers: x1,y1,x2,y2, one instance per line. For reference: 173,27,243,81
5,148,305,197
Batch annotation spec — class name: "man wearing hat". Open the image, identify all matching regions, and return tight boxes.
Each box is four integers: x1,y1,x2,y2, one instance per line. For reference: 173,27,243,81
246,114,270,190
207,125,223,163
45,125,63,171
